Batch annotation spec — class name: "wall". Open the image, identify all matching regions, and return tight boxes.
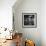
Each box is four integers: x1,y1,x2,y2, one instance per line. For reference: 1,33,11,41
0,0,16,30
41,0,46,46
13,0,42,46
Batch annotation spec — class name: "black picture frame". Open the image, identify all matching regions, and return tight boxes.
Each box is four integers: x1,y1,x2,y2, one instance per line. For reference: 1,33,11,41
22,13,37,28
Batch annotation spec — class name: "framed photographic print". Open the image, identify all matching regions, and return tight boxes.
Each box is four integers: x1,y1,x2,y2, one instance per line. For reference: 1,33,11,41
22,13,37,28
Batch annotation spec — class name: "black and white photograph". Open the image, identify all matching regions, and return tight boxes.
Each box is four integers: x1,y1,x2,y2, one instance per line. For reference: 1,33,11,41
22,13,37,28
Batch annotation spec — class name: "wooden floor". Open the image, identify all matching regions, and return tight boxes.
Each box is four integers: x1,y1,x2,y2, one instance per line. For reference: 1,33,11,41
0,39,16,46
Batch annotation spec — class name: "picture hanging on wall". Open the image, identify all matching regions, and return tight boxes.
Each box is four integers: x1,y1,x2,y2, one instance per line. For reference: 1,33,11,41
22,13,37,28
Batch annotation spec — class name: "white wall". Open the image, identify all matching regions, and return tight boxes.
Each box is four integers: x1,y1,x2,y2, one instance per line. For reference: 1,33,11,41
0,0,16,30
13,0,41,46
13,0,46,46
41,0,46,46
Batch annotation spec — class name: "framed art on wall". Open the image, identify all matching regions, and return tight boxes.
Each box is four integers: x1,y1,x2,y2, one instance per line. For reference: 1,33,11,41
22,13,37,28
